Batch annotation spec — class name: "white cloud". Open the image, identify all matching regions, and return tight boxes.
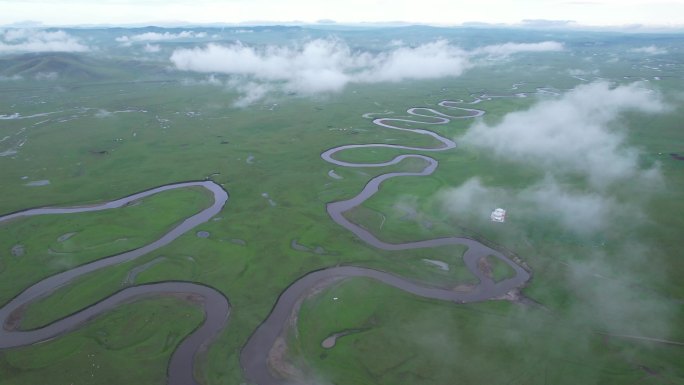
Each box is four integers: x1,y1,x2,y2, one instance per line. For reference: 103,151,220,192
437,81,668,236
522,177,621,234
437,177,630,235
438,178,500,216
0,29,89,53
34,71,57,80
0,74,22,81
461,82,664,188
566,244,675,337
115,30,207,45
356,40,471,83
171,39,364,94
143,43,160,53
629,45,667,55
180,75,273,107
180,74,223,86
171,38,560,105
568,68,599,76
95,109,113,118
473,41,564,57
228,80,274,108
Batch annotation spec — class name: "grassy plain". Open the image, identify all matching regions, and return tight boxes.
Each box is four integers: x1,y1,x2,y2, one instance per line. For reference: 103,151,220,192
1,27,683,385
295,279,684,385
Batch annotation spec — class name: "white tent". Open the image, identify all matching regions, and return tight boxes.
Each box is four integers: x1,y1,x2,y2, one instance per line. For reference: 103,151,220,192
491,208,506,223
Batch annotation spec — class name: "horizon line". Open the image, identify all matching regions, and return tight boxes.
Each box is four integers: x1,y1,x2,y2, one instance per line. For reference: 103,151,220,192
3,19,684,33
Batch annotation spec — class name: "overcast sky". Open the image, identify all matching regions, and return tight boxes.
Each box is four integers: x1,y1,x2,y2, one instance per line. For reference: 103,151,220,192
1,0,683,28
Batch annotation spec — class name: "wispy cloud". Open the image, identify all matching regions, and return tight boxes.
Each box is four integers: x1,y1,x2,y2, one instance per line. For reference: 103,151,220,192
355,40,471,83
437,176,634,235
461,82,664,189
629,45,667,55
521,19,577,27
566,245,675,337
180,74,223,86
0,29,89,53
0,74,22,81
171,38,563,106
143,43,161,52
228,80,274,108
171,39,471,96
472,41,564,57
439,81,666,236
115,30,207,45
34,71,58,80
568,68,599,76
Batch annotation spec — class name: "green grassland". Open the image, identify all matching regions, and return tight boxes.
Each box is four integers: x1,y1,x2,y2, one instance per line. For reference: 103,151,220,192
2,297,203,385
1,28,683,385
294,279,684,385
0,187,212,305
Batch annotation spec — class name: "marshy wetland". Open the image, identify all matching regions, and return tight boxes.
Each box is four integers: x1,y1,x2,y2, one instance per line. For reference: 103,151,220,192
1,25,684,385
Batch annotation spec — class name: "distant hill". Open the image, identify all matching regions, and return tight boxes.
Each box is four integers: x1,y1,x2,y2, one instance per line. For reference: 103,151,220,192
0,52,111,81
0,52,170,82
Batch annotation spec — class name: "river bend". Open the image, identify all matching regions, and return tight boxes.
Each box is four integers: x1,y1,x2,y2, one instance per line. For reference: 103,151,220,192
1,97,533,385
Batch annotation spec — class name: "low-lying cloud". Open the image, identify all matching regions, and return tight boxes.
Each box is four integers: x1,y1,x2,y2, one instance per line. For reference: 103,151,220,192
356,40,471,83
172,39,471,94
171,38,564,106
438,81,665,235
630,45,668,55
34,71,58,80
143,43,161,53
0,74,22,81
438,177,630,235
461,82,664,188
472,41,564,57
0,29,90,53
566,247,675,337
227,79,273,108
436,81,674,345
567,68,599,77
116,30,207,45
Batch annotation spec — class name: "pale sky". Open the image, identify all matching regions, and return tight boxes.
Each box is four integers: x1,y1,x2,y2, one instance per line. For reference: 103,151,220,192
1,0,684,28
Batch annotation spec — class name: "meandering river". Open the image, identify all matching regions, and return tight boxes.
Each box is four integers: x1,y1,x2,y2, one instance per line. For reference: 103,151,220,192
1,98,532,385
